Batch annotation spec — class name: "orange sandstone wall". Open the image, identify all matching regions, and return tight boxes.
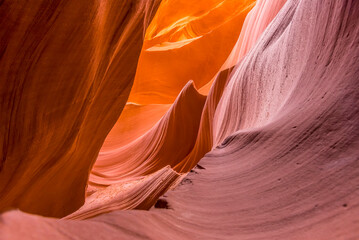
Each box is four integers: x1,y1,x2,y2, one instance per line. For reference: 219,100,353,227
0,0,161,217
129,0,256,104
1,1,358,239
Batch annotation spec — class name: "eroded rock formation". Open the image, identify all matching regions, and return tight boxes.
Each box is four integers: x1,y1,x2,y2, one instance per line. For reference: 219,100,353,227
0,0,161,217
0,0,358,239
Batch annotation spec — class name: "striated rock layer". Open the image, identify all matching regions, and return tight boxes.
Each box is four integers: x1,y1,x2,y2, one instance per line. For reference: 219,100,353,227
90,81,206,187
95,0,285,183
0,0,161,217
66,166,181,220
1,0,359,239
96,0,259,170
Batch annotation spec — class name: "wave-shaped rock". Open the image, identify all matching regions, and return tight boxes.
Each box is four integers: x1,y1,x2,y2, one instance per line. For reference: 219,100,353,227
90,81,206,186
175,0,287,172
101,0,284,176
65,166,181,220
1,0,358,239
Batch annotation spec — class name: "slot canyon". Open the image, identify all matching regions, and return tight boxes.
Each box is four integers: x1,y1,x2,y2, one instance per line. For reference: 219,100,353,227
0,0,358,239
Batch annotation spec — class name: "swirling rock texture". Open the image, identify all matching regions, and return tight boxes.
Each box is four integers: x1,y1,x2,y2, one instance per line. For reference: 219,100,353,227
95,0,257,171
92,0,285,183
0,0,161,217
1,0,359,240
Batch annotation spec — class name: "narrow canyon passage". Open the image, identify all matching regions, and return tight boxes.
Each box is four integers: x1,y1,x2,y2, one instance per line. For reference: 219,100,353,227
1,0,358,239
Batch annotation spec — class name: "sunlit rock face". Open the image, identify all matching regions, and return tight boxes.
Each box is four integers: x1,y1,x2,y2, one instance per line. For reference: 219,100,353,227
96,0,257,164
130,0,256,104
0,0,161,217
1,0,359,239
93,0,286,183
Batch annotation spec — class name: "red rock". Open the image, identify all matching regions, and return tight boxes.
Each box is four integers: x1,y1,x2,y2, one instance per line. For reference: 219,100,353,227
1,0,358,239
0,0,161,217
